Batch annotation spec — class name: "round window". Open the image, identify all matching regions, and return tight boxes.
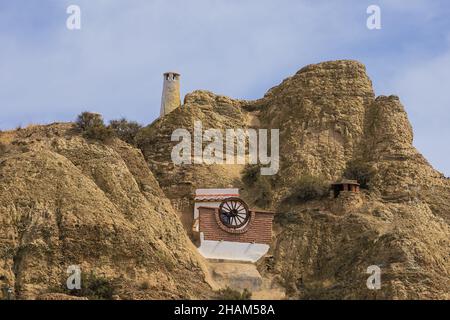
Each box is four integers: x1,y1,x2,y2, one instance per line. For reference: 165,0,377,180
218,197,250,229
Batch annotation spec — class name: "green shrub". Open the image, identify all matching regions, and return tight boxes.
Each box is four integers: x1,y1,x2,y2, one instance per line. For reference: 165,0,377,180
134,125,153,149
284,175,329,204
242,164,275,208
0,142,8,155
69,272,116,300
215,287,252,300
344,160,374,189
108,118,142,145
76,112,103,130
139,280,151,290
274,211,301,227
254,177,273,208
242,164,261,187
76,112,114,142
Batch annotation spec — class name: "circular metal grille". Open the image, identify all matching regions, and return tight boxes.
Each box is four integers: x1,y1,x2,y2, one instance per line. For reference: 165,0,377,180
218,198,250,229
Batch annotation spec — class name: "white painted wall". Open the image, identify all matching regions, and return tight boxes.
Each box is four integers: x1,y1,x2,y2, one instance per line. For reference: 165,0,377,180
160,72,180,117
198,233,269,263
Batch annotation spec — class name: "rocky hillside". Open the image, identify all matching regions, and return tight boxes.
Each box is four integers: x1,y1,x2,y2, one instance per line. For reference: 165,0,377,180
258,60,374,191
136,91,252,235
264,196,450,299
360,95,450,223
137,60,450,299
1,59,448,300
0,124,211,300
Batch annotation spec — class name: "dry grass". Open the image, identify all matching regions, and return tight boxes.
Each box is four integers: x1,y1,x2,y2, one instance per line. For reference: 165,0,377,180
0,123,42,144
0,131,15,145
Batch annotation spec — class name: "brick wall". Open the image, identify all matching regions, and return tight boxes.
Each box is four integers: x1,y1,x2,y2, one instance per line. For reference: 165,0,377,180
198,207,274,245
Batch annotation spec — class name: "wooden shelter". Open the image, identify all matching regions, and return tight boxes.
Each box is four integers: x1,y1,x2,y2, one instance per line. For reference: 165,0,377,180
331,179,360,198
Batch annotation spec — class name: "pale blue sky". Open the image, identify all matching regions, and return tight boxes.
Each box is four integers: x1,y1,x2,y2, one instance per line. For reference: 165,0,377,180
0,0,449,175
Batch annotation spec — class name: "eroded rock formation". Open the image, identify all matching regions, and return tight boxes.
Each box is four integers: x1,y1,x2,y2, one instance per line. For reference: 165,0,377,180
1,60,449,300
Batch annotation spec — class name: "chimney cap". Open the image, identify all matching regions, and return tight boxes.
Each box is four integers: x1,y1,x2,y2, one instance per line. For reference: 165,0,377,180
163,71,180,76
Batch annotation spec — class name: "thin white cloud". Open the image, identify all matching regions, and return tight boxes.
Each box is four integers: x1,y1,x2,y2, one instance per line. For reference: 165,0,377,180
0,1,366,124
389,44,450,176
0,0,448,175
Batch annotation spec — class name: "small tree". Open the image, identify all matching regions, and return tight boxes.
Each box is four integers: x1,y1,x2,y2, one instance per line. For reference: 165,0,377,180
254,177,273,208
344,160,374,189
242,164,275,208
242,164,261,187
284,175,329,204
215,287,252,300
69,272,116,300
108,118,142,145
76,112,114,142
76,112,104,130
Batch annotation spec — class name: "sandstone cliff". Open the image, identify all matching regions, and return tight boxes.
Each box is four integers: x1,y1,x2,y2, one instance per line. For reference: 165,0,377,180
259,60,375,187
360,95,450,223
136,91,251,235
136,60,450,299
0,124,210,299
1,60,449,300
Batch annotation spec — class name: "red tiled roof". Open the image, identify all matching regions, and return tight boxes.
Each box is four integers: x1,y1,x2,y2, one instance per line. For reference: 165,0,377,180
332,179,360,186
194,193,239,201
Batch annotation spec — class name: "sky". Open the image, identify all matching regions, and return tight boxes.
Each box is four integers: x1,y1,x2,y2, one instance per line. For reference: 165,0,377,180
0,0,449,176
